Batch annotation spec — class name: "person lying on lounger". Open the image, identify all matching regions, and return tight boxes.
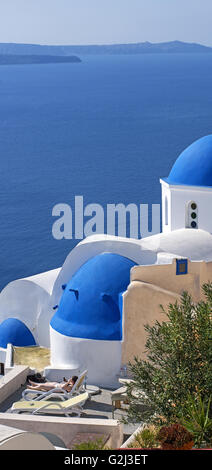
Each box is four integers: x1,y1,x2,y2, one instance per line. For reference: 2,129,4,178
27,376,78,393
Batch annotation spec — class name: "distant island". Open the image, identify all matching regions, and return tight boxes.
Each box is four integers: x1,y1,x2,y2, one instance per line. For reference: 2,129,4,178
0,40,211,56
0,54,81,65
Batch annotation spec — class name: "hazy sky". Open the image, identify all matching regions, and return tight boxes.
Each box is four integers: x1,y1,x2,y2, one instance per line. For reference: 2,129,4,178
0,0,211,46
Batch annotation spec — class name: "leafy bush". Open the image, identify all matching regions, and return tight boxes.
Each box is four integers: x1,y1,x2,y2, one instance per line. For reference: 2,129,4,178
126,284,212,424
157,423,193,449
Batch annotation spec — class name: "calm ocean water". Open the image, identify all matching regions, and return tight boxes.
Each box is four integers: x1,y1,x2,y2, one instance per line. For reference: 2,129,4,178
0,53,212,289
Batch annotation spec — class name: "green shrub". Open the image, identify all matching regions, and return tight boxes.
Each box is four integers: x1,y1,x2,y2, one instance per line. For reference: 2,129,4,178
128,425,159,448
73,438,111,450
125,284,212,424
180,394,212,448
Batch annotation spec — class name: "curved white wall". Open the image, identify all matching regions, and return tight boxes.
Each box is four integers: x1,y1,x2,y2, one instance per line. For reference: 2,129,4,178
141,227,212,261
49,229,212,316
0,425,55,450
0,268,60,347
50,326,122,387
50,234,157,310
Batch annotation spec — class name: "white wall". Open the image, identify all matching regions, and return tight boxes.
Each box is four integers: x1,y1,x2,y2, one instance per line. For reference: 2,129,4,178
141,227,212,261
0,348,6,364
161,181,172,233
161,179,212,234
50,327,122,387
0,425,55,450
0,268,60,347
0,414,123,450
0,366,30,405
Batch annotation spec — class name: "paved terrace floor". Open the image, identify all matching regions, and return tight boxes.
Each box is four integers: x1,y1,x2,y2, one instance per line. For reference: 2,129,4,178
0,384,139,440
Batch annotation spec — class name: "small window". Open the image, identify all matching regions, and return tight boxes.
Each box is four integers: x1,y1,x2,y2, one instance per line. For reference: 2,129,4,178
176,259,188,275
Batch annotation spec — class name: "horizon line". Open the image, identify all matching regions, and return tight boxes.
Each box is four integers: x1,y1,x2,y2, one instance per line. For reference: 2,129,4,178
0,39,211,48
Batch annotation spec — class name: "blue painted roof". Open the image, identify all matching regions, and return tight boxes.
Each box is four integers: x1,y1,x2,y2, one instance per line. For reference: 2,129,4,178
0,318,36,349
50,253,137,341
164,135,212,187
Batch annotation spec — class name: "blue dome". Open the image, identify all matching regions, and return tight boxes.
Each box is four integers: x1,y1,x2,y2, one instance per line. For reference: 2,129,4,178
0,318,36,348
50,253,137,341
165,135,212,187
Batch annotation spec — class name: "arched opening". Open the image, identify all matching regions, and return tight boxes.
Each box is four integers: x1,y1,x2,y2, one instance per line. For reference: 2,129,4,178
165,196,168,226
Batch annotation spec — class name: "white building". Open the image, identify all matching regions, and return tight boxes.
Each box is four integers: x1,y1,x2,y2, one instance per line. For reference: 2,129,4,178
160,135,212,233
1,135,212,386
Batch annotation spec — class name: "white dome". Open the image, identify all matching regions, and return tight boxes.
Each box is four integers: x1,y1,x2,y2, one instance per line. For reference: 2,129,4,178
140,228,212,261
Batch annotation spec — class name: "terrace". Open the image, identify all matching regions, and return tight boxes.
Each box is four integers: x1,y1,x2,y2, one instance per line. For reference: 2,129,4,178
0,352,139,449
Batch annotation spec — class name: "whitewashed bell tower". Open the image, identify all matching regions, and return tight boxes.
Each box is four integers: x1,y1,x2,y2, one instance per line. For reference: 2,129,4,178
160,135,212,234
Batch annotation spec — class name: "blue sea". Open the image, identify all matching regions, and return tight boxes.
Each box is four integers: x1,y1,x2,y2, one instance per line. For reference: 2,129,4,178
0,53,212,289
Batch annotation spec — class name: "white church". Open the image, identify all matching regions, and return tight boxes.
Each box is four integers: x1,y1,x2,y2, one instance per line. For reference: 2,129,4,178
1,134,212,386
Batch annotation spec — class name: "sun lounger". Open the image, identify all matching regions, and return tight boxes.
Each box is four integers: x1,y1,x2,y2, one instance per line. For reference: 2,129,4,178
11,391,89,417
22,369,88,401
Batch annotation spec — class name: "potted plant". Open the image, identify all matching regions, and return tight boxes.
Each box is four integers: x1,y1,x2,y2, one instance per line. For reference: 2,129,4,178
157,423,194,450
126,425,160,449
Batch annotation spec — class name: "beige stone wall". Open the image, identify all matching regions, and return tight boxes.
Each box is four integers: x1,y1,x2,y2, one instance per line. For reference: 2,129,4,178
131,259,212,301
121,282,179,365
121,258,212,366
